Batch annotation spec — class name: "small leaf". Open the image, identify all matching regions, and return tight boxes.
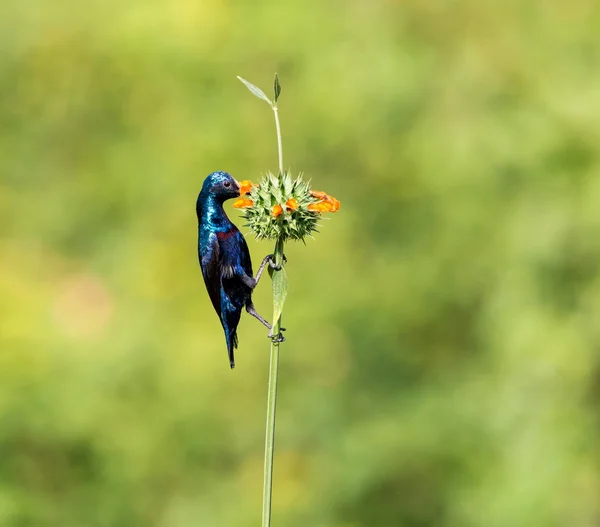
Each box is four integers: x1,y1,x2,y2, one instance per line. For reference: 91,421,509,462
271,266,288,326
283,175,293,195
237,76,272,105
274,73,281,103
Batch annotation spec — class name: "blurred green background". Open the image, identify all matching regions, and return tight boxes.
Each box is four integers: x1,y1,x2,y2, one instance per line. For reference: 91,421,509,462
2,0,600,525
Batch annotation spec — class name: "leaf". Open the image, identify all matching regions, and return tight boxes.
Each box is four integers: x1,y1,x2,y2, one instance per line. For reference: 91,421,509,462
283,174,293,195
271,265,288,326
269,172,279,188
237,76,272,105
274,73,281,103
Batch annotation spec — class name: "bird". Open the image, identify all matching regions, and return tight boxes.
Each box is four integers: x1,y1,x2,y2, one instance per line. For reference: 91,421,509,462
196,171,282,368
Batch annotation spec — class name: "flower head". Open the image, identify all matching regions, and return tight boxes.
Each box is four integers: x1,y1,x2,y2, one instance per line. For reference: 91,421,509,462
238,171,339,241
308,190,340,212
232,197,253,209
239,180,254,196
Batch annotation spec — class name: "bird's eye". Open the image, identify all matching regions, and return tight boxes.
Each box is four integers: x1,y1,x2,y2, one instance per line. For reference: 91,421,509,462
223,181,231,188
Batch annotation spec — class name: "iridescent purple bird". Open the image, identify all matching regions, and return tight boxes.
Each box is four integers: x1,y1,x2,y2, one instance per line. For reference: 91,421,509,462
196,171,281,368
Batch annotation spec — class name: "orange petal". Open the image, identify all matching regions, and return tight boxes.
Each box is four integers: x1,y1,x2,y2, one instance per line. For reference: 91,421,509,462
308,201,335,212
232,197,253,208
285,198,298,211
308,190,340,213
310,190,329,200
271,204,283,217
238,180,254,196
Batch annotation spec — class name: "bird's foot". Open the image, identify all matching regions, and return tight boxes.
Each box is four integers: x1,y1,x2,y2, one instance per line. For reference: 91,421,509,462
270,333,286,343
268,327,286,343
268,254,288,271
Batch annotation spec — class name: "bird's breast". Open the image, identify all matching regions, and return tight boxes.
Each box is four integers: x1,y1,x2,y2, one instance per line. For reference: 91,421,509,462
216,229,238,241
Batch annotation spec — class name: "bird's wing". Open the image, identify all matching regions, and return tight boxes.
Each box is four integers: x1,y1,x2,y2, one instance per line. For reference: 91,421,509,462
201,232,222,317
217,228,253,306
231,229,254,277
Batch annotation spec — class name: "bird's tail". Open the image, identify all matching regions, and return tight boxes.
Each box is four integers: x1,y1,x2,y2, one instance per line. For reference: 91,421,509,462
227,330,238,369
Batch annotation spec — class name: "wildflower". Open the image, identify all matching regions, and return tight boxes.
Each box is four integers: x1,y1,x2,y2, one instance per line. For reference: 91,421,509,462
239,180,254,196
233,197,253,209
232,180,256,209
308,190,340,213
239,171,340,242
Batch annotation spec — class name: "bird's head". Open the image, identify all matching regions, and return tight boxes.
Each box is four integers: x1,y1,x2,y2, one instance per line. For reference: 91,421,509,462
200,171,241,202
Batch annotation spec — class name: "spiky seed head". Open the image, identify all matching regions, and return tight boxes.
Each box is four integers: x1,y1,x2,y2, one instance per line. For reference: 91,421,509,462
242,171,321,242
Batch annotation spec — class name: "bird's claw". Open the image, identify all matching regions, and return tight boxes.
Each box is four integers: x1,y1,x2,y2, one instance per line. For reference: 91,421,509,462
268,253,288,271
267,254,279,270
270,333,286,343
267,327,286,343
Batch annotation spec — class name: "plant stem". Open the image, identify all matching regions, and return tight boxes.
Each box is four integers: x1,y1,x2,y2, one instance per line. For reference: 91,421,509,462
263,90,285,527
262,237,284,527
272,106,283,175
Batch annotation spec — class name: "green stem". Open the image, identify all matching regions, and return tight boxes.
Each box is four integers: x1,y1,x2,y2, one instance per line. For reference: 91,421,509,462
263,86,285,527
262,237,284,527
272,106,283,175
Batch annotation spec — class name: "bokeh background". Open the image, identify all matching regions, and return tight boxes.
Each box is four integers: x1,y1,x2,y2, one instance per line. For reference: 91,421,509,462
2,0,600,525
